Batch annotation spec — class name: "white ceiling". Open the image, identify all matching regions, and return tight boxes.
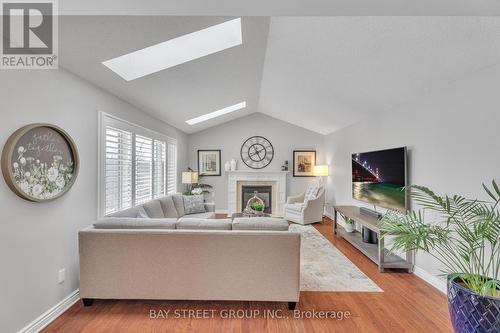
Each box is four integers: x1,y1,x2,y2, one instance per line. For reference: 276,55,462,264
259,17,500,134
59,16,500,135
59,16,269,133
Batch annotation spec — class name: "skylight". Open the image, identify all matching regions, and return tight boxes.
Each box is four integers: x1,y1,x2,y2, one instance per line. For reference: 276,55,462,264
186,102,247,125
102,18,242,81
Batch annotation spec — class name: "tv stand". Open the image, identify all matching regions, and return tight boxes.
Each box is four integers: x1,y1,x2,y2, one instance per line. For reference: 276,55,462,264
333,205,414,273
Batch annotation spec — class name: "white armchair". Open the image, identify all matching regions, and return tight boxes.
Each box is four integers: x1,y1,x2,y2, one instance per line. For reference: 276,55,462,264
284,187,325,225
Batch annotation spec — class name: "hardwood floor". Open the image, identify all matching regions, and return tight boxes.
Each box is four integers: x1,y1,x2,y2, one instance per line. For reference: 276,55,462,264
43,217,452,333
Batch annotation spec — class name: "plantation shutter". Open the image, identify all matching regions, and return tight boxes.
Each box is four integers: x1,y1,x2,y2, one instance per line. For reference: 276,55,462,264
167,140,177,194
134,135,153,204
100,113,178,217
104,126,133,215
153,140,167,198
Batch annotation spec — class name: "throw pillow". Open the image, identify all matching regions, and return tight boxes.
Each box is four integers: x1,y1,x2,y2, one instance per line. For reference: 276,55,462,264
158,196,179,218
142,200,165,218
172,194,186,216
304,186,320,201
136,207,149,218
183,195,206,215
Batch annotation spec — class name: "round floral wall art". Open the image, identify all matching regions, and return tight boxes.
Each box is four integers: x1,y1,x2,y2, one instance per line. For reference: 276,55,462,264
1,124,79,202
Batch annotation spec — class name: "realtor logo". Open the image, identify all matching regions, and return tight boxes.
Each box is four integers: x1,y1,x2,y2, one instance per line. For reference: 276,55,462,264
1,0,58,69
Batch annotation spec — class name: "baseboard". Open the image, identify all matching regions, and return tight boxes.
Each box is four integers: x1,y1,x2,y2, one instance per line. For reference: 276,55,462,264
215,210,229,215
19,289,80,333
413,266,447,294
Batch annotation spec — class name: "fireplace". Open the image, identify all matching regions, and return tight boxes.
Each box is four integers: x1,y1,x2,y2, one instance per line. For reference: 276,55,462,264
227,171,288,216
241,186,273,214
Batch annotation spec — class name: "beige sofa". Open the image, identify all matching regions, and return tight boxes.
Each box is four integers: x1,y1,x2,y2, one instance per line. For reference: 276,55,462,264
79,197,301,309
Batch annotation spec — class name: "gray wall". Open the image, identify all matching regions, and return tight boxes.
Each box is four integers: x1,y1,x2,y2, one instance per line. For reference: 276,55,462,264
187,113,325,210
0,68,188,333
323,64,500,282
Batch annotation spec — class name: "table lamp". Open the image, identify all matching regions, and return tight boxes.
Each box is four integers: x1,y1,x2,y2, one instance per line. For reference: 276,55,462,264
182,171,198,194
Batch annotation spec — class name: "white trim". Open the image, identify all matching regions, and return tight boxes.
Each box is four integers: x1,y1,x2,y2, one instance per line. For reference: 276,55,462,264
97,110,104,220
99,111,177,144
18,289,80,333
413,266,447,294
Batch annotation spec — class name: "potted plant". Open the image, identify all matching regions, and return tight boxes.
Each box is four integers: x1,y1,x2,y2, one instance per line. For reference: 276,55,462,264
189,183,213,196
251,202,265,212
380,181,500,333
344,217,355,233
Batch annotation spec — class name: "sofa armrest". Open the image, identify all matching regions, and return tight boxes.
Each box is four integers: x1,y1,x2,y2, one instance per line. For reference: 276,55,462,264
303,190,325,222
204,202,215,212
286,193,305,204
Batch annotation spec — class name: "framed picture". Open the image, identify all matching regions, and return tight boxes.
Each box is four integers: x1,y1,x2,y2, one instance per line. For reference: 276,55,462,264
1,123,79,202
293,150,316,177
198,150,221,176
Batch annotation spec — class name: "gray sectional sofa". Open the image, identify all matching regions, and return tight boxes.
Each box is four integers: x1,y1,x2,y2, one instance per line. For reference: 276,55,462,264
106,194,216,220
79,195,300,309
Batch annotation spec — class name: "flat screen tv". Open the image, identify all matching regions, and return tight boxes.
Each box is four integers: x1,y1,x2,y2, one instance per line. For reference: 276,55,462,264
352,147,407,211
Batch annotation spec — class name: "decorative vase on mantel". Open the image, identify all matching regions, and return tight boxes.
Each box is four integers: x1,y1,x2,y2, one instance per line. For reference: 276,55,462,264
224,161,231,172
230,158,237,171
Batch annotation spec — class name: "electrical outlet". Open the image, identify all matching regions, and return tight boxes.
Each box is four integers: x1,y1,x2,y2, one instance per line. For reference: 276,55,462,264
58,268,65,284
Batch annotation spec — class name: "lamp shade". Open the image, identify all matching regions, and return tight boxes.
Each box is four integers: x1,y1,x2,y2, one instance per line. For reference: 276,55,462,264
182,171,198,184
313,165,329,177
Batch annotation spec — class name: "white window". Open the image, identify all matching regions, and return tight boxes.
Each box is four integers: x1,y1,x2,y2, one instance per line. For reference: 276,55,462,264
167,141,177,195
99,112,177,216
153,140,167,198
104,126,133,214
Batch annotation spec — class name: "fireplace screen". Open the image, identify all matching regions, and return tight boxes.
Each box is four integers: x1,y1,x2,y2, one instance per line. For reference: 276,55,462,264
241,186,272,214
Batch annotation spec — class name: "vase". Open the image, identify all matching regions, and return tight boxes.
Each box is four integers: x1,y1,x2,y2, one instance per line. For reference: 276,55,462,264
344,223,355,233
447,274,500,333
230,159,237,171
224,161,231,172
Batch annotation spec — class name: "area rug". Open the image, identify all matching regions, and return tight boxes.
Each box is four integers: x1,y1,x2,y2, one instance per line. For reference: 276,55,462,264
289,224,382,292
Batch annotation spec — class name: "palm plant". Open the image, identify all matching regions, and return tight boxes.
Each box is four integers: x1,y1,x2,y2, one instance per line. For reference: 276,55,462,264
380,181,500,297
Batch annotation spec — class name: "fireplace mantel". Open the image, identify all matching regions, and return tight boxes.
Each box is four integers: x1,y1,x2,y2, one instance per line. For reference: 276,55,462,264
227,170,288,216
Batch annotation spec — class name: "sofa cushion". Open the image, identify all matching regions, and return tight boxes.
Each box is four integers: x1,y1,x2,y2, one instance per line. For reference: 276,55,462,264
183,195,206,214
158,196,179,218
93,218,177,229
176,218,232,230
107,206,147,218
285,203,305,213
142,200,164,218
136,207,149,218
232,217,289,231
172,194,185,217
304,186,320,201
183,212,216,219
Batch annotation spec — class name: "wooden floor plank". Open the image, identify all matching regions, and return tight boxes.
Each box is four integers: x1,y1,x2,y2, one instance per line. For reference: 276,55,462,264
43,217,451,333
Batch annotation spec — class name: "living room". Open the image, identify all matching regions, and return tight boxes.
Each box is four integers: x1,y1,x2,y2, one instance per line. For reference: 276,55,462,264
1,3,499,333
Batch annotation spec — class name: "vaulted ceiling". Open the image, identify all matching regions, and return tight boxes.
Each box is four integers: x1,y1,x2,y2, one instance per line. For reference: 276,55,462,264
59,16,500,135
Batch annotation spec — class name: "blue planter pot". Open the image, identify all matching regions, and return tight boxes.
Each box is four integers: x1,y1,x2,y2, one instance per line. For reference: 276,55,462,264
447,275,500,333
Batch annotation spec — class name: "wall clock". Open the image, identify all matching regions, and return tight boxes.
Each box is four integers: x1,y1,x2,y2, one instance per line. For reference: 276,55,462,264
1,123,79,202
240,136,274,169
